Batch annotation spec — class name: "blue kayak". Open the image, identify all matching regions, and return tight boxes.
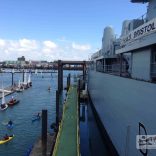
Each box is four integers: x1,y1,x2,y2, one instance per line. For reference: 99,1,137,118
32,116,41,122
6,124,14,130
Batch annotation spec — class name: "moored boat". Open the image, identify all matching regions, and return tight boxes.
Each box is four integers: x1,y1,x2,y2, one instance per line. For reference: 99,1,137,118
15,80,23,92
0,90,8,111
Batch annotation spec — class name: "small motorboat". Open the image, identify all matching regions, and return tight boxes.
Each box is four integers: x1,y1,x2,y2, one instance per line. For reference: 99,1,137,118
8,98,20,106
0,135,14,144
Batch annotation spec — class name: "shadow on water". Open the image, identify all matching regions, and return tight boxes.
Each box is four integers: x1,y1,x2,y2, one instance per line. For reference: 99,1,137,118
80,100,110,156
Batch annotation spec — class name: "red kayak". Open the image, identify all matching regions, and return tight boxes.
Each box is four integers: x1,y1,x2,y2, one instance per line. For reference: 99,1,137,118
8,99,20,106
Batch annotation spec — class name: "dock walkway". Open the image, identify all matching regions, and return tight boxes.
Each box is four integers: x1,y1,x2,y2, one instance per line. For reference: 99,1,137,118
52,85,80,156
0,86,15,99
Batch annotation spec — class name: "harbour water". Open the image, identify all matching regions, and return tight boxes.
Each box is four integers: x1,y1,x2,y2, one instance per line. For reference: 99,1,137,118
0,71,78,156
0,70,107,156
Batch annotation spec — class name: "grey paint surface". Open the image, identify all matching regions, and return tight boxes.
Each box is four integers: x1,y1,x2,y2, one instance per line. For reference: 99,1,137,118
132,48,151,81
88,70,156,156
147,0,156,21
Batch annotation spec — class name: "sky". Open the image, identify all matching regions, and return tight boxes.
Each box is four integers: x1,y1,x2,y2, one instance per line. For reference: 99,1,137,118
0,0,147,61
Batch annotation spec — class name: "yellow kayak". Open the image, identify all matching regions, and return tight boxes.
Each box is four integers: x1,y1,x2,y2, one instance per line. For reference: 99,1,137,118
0,135,14,144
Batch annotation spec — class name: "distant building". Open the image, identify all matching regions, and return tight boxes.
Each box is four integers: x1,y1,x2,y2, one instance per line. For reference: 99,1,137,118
17,56,26,67
4,61,18,67
17,56,25,61
29,61,40,68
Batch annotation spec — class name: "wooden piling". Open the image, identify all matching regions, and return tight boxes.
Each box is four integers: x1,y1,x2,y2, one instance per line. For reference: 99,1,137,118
83,61,86,81
58,60,63,93
61,64,63,91
56,90,59,128
78,79,80,118
42,109,47,152
68,73,71,87
11,72,14,86
67,76,69,91
23,69,24,82
67,73,71,91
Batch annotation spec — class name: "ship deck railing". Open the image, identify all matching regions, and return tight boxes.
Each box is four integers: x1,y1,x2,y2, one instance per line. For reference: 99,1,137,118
95,64,130,77
52,85,80,156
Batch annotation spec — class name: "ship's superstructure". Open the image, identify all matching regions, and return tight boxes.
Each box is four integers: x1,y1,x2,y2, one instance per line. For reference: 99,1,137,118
88,0,156,156
91,0,156,82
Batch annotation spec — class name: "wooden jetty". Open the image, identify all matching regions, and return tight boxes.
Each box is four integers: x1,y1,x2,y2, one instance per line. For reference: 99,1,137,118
29,133,56,156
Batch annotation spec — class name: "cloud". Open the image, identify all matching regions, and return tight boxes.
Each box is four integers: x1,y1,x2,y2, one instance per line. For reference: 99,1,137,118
0,38,93,61
0,39,6,47
19,39,38,50
43,41,57,49
72,42,91,51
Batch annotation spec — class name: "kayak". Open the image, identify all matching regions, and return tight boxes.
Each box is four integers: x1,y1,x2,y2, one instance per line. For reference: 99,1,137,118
0,104,8,111
2,120,9,126
32,115,41,122
0,135,14,144
6,124,14,130
8,99,20,106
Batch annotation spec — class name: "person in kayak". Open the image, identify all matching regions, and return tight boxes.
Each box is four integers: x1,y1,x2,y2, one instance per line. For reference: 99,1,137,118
1,104,5,109
8,96,14,104
37,112,41,117
3,134,9,140
8,120,13,125
48,86,51,91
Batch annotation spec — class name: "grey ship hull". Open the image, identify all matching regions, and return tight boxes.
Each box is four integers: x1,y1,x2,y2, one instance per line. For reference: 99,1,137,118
88,70,156,156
